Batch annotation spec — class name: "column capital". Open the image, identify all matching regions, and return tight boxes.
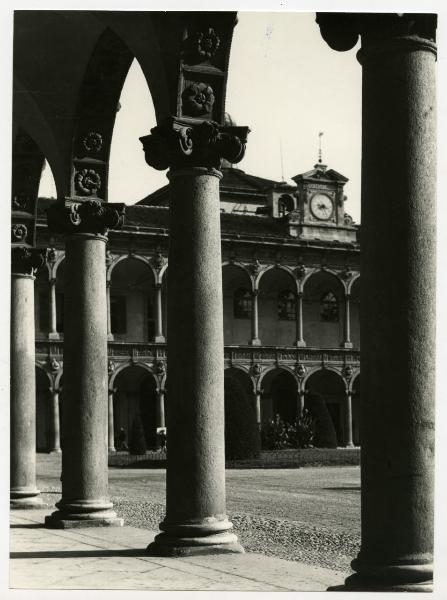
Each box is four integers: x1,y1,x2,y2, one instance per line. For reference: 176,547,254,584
140,117,249,171
47,199,125,236
11,246,46,276
316,13,437,57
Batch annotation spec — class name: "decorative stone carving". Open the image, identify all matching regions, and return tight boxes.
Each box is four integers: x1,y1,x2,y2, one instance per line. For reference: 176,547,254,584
252,363,262,377
155,360,165,375
153,251,166,272
12,194,28,211
182,82,215,116
343,365,353,381
296,264,306,279
140,117,249,171
295,363,307,379
74,168,102,196
47,199,125,236
341,266,354,280
108,360,115,375
105,249,113,267
194,28,220,60
249,259,262,276
82,131,103,153
50,358,60,372
11,223,28,242
47,246,57,263
344,213,354,225
11,246,46,275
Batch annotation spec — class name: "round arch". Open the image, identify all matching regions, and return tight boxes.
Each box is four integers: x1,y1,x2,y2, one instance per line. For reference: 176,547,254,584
305,367,346,447
222,263,253,345
108,253,156,282
259,366,299,425
349,275,360,348
257,266,298,346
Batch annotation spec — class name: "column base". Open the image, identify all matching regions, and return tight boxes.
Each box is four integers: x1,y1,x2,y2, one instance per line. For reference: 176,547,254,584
45,500,123,529
49,448,62,454
328,560,433,592
294,340,306,347
108,447,116,453
107,333,114,341
249,338,261,346
48,332,60,340
341,341,353,349
147,517,244,557
10,491,45,510
153,335,166,343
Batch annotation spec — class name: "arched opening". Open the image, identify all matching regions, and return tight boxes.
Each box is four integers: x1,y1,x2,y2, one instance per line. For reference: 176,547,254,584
109,258,155,342
350,277,360,348
113,366,157,452
258,268,296,346
303,271,344,347
36,367,50,452
108,58,167,204
261,368,298,425
38,159,57,199
305,369,346,447
222,264,252,345
34,267,50,339
278,193,294,216
224,368,259,459
352,374,360,446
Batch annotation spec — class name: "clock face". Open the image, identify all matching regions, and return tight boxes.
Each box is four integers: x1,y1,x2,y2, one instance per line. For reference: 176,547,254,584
310,193,334,221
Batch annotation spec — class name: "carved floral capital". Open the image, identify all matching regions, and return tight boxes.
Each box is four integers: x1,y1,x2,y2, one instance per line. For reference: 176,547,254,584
47,200,125,236
11,246,46,276
140,118,249,171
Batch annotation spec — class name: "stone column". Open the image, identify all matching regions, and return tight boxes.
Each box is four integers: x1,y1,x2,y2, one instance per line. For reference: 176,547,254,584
317,13,437,591
342,293,352,349
11,247,46,508
48,277,59,340
156,388,166,428
295,292,306,347
297,389,305,418
141,118,249,555
254,390,261,426
108,388,116,453
106,280,113,341
343,390,354,448
49,387,61,454
154,283,166,343
45,199,125,528
249,290,261,346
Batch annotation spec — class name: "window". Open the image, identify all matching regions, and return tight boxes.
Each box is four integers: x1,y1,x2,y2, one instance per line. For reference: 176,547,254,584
56,292,64,332
111,295,127,334
278,194,294,217
278,290,296,320
233,288,252,319
320,291,339,322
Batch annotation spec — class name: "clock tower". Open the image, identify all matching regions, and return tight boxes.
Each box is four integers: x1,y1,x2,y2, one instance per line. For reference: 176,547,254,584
288,161,357,243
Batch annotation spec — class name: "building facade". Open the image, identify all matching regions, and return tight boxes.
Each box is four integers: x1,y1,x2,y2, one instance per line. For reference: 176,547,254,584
34,159,360,453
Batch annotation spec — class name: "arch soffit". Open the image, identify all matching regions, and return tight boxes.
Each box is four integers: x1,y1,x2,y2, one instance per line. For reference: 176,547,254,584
258,364,298,392
348,273,360,295
35,363,53,388
303,365,346,390
109,360,156,388
108,254,156,283
54,368,64,390
349,370,361,392
222,261,253,288
53,254,66,279
224,364,256,393
302,268,345,294
256,264,298,293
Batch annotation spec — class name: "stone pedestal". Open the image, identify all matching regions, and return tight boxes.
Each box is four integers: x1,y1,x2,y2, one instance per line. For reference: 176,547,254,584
45,200,125,528
317,13,437,592
11,248,46,509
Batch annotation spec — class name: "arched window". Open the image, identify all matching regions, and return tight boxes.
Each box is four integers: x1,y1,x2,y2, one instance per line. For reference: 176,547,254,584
320,291,339,322
233,288,252,319
278,290,296,320
278,194,294,217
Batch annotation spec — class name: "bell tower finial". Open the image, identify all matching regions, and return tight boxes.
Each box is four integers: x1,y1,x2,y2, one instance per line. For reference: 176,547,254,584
318,131,324,164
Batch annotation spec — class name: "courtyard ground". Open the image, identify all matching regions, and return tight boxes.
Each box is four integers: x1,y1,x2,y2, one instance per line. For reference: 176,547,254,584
36,453,360,573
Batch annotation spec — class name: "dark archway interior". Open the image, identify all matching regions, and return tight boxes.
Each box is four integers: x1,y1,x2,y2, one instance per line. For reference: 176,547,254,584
35,368,50,452
305,369,345,447
224,368,259,460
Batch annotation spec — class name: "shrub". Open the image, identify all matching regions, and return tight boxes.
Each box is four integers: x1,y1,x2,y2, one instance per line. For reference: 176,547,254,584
128,415,147,455
305,393,338,448
224,376,261,460
261,414,289,450
287,409,315,448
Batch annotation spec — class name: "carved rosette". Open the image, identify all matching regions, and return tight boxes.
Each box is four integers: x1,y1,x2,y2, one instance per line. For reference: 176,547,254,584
82,131,103,154
47,199,126,236
11,223,28,243
140,118,249,171
182,83,215,117
74,168,102,196
193,28,220,60
11,246,46,276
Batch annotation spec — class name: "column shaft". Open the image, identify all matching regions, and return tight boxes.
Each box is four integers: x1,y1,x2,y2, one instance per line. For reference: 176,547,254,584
11,271,43,508
254,391,261,426
49,388,61,453
295,292,306,347
156,389,165,428
154,283,165,343
106,280,113,341
343,392,354,448
342,294,352,349
108,389,115,453
45,233,122,528
249,290,261,346
48,278,59,339
147,167,242,556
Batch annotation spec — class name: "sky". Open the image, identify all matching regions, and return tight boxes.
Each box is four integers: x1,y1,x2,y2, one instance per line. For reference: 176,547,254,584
38,12,362,222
